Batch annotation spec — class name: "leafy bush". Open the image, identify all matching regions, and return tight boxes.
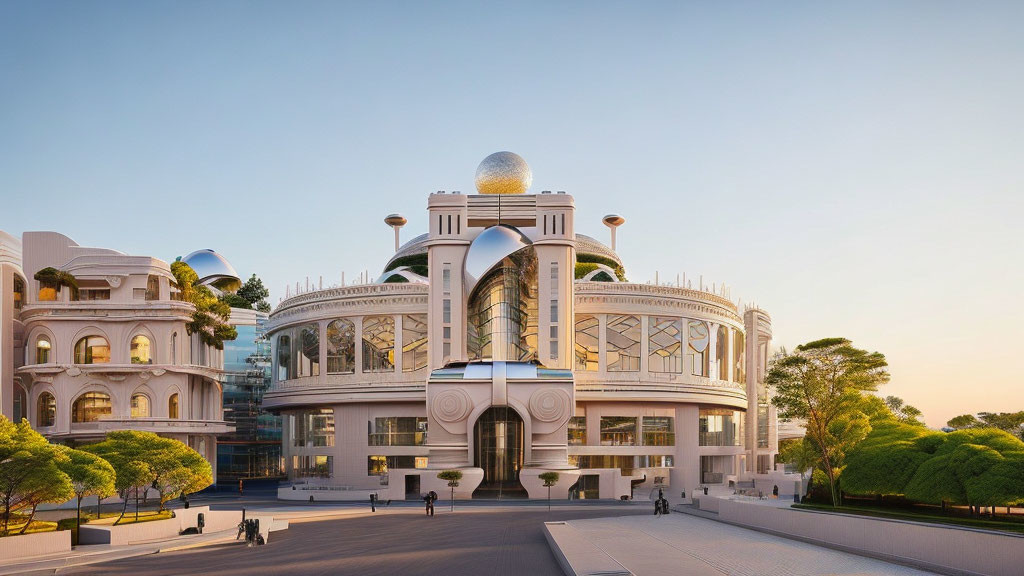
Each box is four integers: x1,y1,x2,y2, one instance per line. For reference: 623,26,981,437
384,253,428,273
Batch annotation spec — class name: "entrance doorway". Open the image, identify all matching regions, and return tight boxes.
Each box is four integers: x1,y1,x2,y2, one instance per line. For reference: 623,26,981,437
405,474,421,500
472,406,526,498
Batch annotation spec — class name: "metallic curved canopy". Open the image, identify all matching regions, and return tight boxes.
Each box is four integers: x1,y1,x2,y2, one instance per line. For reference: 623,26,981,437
464,225,533,294
181,249,241,291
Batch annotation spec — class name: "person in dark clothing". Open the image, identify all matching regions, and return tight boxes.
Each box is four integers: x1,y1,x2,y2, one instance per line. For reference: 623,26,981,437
370,493,377,512
424,491,436,516
772,484,779,498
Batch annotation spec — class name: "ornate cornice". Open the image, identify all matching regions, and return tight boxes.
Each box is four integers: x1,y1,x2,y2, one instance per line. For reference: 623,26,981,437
574,283,744,326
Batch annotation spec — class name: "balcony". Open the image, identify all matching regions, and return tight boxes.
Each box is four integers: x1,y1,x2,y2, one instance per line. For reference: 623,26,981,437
65,418,234,436
642,431,675,446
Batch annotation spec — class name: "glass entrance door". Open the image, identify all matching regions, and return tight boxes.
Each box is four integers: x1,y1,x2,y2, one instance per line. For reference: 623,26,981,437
473,406,526,497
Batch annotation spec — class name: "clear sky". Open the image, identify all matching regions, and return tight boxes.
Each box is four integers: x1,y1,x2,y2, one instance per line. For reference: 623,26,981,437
2,1,1021,428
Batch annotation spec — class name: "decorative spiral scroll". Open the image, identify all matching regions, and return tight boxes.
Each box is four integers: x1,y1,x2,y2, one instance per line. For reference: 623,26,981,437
432,389,472,423
529,388,570,423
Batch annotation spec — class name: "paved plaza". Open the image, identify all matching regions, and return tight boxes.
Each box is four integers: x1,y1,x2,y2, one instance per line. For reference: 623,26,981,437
43,503,947,576
560,513,940,576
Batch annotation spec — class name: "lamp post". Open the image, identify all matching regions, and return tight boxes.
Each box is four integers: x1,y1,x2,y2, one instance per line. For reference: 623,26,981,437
384,214,407,253
602,214,625,251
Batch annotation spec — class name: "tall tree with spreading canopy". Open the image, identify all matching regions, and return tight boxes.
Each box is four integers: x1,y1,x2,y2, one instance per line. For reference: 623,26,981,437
83,432,155,524
170,261,237,349
946,411,1024,441
884,396,924,426
767,338,890,506
0,416,73,534
56,446,116,533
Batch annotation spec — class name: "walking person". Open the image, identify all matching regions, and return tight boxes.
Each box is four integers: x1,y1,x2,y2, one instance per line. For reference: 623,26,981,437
370,493,377,512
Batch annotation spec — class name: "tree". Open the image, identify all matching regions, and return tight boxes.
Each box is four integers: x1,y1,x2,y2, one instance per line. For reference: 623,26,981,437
237,274,271,312
33,267,78,295
947,414,981,430
0,416,73,535
947,411,1024,441
84,431,212,518
170,261,237,350
437,470,462,512
884,396,924,426
539,472,559,512
219,292,251,309
767,338,890,506
56,446,116,533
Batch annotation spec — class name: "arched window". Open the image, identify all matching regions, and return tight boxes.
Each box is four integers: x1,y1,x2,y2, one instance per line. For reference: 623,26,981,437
716,326,729,381
362,316,395,372
12,384,27,422
574,315,599,372
130,393,150,418
74,336,110,364
37,392,56,427
648,316,682,373
36,336,52,364
72,392,111,423
130,335,152,364
168,393,179,419
326,319,355,374
402,314,428,372
276,335,291,381
297,324,320,377
606,315,640,372
687,321,709,377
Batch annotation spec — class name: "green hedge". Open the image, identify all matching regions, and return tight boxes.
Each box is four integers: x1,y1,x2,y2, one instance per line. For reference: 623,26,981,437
384,253,428,273
576,254,626,281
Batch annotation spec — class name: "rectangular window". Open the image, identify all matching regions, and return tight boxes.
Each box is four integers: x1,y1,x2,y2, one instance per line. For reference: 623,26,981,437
79,289,111,301
648,316,682,373
699,408,744,447
456,215,461,235
757,404,769,448
606,315,641,372
443,326,451,339
402,314,428,372
442,268,451,293
368,455,419,476
292,409,335,448
146,274,160,300
369,417,428,446
292,455,333,478
442,300,451,323
568,416,586,445
600,416,636,446
569,455,673,476
642,416,675,446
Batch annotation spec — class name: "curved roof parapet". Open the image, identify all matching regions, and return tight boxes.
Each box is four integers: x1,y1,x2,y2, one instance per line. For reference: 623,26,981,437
377,267,429,285
464,225,533,294
181,249,241,292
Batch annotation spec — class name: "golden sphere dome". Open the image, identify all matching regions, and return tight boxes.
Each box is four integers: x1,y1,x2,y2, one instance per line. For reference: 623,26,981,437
474,151,533,195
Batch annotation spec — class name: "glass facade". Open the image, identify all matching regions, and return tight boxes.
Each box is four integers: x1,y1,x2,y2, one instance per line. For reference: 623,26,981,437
569,455,674,475
292,408,335,448
297,324,320,377
687,321,709,376
326,319,355,374
217,317,284,482
369,417,427,446
568,416,586,445
648,316,682,373
600,416,636,446
130,394,150,418
72,392,111,423
734,331,746,383
606,315,640,372
362,316,395,372
293,455,332,478
716,325,729,380
130,335,152,364
573,315,599,371
402,314,428,372
36,337,50,364
37,392,55,427
466,246,539,362
368,455,422,476
641,416,675,446
74,336,110,364
699,408,744,446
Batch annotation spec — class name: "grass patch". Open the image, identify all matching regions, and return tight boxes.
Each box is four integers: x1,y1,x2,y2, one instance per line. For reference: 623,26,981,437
793,503,1024,535
87,510,174,526
1,519,59,537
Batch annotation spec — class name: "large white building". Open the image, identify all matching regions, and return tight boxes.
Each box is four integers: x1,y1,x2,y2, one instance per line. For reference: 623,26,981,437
264,152,790,501
0,232,234,477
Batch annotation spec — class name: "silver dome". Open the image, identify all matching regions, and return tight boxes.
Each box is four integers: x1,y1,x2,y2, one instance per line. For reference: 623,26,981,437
181,249,241,291
383,232,621,272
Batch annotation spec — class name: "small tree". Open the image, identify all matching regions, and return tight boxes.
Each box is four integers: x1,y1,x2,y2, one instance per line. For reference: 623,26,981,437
56,446,116,534
884,396,924,426
33,267,78,297
238,274,271,312
437,470,462,512
539,472,559,512
768,338,889,507
170,261,237,350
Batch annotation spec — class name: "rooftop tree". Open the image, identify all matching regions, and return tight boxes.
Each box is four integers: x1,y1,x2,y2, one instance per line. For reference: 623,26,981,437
767,338,890,507
237,274,271,312
171,261,237,350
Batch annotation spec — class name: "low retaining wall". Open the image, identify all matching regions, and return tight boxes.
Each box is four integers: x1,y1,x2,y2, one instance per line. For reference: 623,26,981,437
79,506,242,545
0,530,71,562
712,498,1024,576
278,486,382,502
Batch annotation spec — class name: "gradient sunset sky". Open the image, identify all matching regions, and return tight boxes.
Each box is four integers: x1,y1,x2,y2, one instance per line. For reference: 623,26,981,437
2,1,1021,428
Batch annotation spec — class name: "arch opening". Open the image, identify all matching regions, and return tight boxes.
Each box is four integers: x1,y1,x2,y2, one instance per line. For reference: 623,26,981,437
472,406,526,498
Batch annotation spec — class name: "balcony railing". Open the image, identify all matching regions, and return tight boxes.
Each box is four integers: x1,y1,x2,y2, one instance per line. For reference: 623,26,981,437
702,472,724,484
368,431,426,446
699,431,741,446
